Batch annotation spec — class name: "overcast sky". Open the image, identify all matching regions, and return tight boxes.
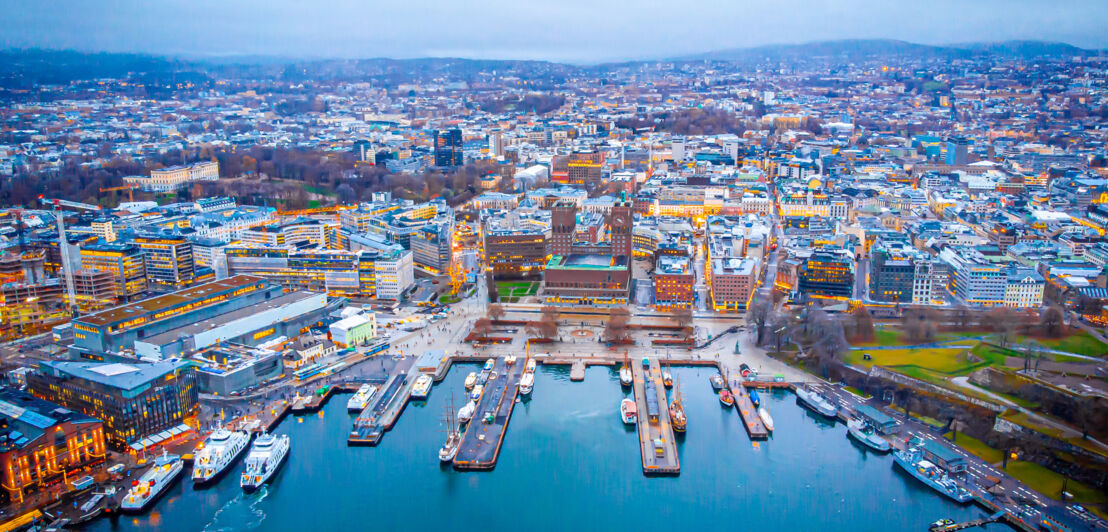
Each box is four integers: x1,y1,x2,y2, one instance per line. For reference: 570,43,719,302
2,0,1105,63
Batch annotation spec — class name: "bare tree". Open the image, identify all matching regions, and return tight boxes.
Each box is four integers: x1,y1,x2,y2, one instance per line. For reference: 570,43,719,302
539,306,560,340
473,318,492,338
1039,305,1066,338
748,293,771,343
988,306,1020,349
603,308,631,344
487,303,505,321
903,308,938,343
849,306,875,342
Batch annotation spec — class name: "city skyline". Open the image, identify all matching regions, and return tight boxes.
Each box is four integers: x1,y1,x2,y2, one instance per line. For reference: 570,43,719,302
1,0,1107,63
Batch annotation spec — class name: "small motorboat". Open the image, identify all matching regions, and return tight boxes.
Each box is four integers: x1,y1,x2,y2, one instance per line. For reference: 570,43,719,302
718,389,734,407
464,372,477,391
620,398,637,425
710,374,724,391
662,370,673,388
749,389,761,406
619,365,632,387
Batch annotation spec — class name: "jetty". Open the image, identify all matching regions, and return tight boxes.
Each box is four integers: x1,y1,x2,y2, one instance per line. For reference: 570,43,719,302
632,359,680,475
290,385,335,414
729,375,768,439
453,357,525,470
569,361,585,381
929,511,1006,531
348,373,414,446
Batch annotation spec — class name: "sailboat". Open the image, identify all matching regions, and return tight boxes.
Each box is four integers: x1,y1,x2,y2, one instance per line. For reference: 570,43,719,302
439,394,462,462
619,351,632,387
669,378,687,432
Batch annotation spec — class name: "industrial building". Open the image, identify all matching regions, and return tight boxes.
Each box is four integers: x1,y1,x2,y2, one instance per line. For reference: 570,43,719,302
190,344,284,396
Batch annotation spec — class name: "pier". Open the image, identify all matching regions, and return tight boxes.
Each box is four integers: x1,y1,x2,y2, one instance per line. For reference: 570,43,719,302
569,361,585,381
632,359,680,475
453,357,525,470
930,511,1006,531
348,373,415,446
729,375,768,439
290,384,336,414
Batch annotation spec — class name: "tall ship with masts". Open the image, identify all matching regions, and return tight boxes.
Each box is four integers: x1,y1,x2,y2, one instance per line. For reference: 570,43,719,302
669,378,687,432
439,394,462,462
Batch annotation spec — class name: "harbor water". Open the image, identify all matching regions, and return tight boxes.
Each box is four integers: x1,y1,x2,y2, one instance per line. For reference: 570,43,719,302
88,365,1009,531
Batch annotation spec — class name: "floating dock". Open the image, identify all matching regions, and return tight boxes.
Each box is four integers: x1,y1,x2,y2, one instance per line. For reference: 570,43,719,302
569,361,585,381
453,358,524,470
632,360,680,475
729,376,768,439
348,373,414,446
290,385,336,413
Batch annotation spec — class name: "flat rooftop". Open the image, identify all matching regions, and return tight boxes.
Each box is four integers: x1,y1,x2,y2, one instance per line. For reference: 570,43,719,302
140,290,324,347
77,275,266,328
38,359,191,392
547,254,629,270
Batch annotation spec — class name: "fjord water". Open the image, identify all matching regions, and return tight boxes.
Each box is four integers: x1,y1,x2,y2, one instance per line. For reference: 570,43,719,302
90,366,1007,531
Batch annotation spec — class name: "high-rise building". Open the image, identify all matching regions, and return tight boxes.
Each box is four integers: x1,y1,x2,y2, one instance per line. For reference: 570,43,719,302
134,236,195,291
946,137,970,166
434,129,463,168
353,139,375,164
797,249,855,299
672,138,686,162
868,238,921,303
489,130,505,158
79,242,146,301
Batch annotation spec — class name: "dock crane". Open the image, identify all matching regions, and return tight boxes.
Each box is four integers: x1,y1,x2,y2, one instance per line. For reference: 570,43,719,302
39,196,101,311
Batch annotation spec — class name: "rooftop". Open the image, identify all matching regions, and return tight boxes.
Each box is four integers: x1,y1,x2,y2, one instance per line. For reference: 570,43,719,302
37,358,192,393
76,274,265,328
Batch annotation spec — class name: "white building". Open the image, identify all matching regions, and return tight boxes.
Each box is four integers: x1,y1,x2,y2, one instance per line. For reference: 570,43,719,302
1004,268,1045,309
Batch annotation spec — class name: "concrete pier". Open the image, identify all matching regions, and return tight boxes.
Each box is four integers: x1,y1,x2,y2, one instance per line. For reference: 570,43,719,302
453,357,524,470
729,375,768,439
348,373,414,446
632,359,680,475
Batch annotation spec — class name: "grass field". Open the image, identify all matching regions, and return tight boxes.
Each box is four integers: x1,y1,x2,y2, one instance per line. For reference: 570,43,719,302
496,281,539,303
845,345,1002,375
889,405,946,428
843,386,871,398
303,185,337,197
1005,461,1107,504
944,431,1003,463
1021,331,1108,357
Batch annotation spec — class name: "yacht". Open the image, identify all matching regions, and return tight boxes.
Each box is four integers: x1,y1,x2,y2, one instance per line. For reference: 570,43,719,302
346,384,378,412
464,372,477,391
519,371,534,395
619,398,637,425
240,432,290,493
470,384,484,401
458,400,477,423
758,407,774,431
411,374,433,400
121,450,183,513
192,428,250,485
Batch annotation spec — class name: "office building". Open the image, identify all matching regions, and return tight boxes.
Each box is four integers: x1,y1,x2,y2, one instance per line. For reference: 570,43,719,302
543,254,631,306
797,249,855,299
78,242,146,301
551,152,604,187
410,221,454,274
653,255,695,310
0,388,105,506
28,359,198,451
483,210,550,280
868,237,921,303
134,235,195,291
191,345,284,396
434,129,463,168
225,247,413,301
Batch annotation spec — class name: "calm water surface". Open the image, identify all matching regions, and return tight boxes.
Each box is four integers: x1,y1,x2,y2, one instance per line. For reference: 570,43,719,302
88,366,1009,531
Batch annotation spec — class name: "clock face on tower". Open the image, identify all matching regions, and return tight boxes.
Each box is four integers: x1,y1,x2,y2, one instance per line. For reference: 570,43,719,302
613,215,626,227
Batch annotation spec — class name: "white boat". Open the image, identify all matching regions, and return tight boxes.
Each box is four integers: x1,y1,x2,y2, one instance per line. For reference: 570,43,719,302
525,358,536,373
121,450,183,513
470,384,484,401
619,366,632,387
796,387,838,418
505,355,517,365
346,384,378,412
519,372,534,395
439,399,462,462
847,418,891,452
458,400,477,423
758,407,775,432
484,359,495,371
620,398,638,425
464,372,477,391
240,432,290,493
411,374,433,400
191,428,250,485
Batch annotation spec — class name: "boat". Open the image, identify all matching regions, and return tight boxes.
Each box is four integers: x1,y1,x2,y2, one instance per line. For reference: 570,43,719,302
619,365,632,387
191,428,250,485
470,384,484,401
619,398,637,425
929,519,955,531
795,386,837,418
758,406,774,431
346,383,378,412
439,397,462,462
739,363,753,377
709,374,724,391
458,400,477,423
121,450,183,513
240,432,290,493
505,355,517,366
519,371,534,395
718,389,734,407
749,389,761,406
525,358,536,373
893,446,972,503
669,381,686,432
411,374,433,400
463,372,477,391
483,358,495,371
847,418,891,452
662,367,673,388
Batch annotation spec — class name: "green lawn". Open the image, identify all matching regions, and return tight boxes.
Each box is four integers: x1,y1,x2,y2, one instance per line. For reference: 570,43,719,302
845,347,983,373
303,185,337,197
1033,331,1108,357
1005,461,1107,504
496,281,538,300
944,432,1003,463
439,294,460,304
843,386,871,399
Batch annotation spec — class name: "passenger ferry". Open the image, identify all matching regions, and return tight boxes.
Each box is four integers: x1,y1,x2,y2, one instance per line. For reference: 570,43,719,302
795,386,838,418
241,432,290,493
893,446,972,503
411,374,433,400
191,428,250,485
346,383,378,412
121,450,183,513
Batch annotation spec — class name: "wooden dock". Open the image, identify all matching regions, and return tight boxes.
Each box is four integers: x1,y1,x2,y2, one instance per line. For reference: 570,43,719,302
632,360,680,475
348,373,414,446
453,358,524,470
729,376,768,439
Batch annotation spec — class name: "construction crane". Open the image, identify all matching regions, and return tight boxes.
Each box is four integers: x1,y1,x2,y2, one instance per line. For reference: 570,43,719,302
40,197,101,311
98,184,140,204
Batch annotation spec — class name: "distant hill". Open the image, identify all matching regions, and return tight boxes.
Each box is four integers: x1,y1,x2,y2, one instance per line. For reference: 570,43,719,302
673,39,1102,63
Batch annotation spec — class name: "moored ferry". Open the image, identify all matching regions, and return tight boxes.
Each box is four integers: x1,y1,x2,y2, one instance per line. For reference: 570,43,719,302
121,450,183,513
411,374,433,400
347,383,378,412
192,428,250,485
241,432,290,493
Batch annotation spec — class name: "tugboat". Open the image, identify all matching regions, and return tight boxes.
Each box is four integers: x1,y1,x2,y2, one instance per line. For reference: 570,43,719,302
121,449,183,513
191,428,250,485
619,398,638,425
439,396,462,462
718,389,734,407
795,386,837,418
847,418,891,452
709,373,725,391
240,432,290,493
893,444,972,503
669,380,687,432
